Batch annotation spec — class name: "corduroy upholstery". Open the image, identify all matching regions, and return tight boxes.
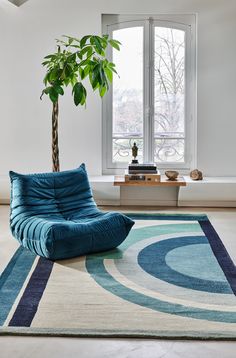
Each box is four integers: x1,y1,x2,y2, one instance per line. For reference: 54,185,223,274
9,164,134,260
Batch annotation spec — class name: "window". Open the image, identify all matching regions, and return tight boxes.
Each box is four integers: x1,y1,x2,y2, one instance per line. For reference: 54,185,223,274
102,15,196,174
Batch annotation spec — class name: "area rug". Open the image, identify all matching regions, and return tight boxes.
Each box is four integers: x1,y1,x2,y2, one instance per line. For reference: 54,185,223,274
0,213,236,339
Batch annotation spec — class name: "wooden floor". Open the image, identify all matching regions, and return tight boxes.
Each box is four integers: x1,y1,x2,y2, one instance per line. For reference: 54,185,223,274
1,205,236,358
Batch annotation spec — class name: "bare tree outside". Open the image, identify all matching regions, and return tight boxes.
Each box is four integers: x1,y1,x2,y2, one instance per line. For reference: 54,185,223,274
154,27,185,163
111,26,185,164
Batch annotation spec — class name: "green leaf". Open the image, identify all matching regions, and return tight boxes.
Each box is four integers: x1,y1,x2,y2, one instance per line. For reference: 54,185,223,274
111,39,121,45
91,36,103,54
83,64,90,78
99,85,106,97
108,63,118,74
108,39,120,51
69,44,80,49
43,73,50,85
105,67,113,82
100,66,107,86
40,86,50,100
44,54,57,60
64,77,71,86
80,46,90,55
54,85,64,95
64,63,73,78
88,60,97,67
80,35,91,48
70,75,78,87
59,61,64,70
79,45,93,58
62,35,80,45
79,67,85,79
68,53,77,62
92,63,102,86
56,38,67,45
77,51,83,60
48,87,58,103
80,94,86,106
100,37,108,49
95,35,107,49
89,71,98,90
68,38,74,45
93,82,100,91
48,68,61,82
43,87,51,95
42,60,50,66
73,82,87,106
77,56,91,68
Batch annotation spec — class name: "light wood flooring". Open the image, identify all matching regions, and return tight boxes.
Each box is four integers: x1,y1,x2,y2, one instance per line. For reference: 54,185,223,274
0,205,236,358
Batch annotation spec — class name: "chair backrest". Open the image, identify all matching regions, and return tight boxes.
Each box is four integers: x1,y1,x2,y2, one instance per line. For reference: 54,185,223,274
9,164,96,221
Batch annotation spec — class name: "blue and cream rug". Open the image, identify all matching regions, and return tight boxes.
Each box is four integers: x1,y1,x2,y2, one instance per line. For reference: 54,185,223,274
1,213,236,339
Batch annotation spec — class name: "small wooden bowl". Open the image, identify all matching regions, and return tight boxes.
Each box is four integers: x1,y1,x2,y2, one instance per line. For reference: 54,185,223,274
165,170,179,181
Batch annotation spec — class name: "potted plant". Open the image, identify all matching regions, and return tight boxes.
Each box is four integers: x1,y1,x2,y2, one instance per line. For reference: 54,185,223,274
41,34,120,172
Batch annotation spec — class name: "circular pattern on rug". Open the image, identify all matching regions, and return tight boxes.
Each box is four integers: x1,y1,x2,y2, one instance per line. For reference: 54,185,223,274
86,223,236,323
137,237,231,294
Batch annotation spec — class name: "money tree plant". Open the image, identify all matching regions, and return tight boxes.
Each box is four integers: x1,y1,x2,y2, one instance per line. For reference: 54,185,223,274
41,34,120,172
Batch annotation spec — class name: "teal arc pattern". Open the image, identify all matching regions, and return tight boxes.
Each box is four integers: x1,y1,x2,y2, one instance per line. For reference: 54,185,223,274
138,236,232,294
86,257,236,323
86,214,236,323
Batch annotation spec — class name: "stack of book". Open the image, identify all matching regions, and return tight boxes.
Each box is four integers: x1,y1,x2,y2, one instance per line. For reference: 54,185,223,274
125,163,160,183
128,163,157,174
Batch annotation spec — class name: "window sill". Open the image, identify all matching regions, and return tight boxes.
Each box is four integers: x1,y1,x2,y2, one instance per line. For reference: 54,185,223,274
1,175,236,207
90,175,236,208
179,176,236,207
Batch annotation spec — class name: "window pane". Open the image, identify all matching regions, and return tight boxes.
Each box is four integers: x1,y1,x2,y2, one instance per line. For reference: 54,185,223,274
154,27,185,141
154,139,184,163
112,27,143,140
113,139,143,163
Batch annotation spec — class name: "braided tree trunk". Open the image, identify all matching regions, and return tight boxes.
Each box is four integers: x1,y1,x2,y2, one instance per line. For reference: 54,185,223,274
52,101,60,172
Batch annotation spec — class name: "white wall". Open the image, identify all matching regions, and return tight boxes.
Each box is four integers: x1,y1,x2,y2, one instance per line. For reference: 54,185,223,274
0,0,236,200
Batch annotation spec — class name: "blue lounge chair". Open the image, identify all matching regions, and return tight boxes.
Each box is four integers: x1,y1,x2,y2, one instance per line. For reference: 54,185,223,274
9,164,134,260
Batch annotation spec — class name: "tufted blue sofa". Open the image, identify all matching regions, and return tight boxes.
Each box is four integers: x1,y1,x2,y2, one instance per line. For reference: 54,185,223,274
9,164,134,260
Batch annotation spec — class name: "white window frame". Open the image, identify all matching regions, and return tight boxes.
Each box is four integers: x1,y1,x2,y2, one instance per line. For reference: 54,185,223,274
102,14,196,174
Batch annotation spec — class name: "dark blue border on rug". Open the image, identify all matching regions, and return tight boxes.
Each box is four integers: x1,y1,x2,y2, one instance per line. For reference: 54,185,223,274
9,257,53,327
199,220,236,296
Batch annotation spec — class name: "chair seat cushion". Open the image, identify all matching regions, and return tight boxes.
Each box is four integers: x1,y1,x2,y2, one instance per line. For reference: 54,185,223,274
9,164,134,260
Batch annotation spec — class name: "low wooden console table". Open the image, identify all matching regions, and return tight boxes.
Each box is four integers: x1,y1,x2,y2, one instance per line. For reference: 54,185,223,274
113,175,186,206
114,175,186,187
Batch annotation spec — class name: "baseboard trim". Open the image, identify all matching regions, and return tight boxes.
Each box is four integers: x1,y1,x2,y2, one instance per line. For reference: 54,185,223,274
0,199,10,205
178,200,236,208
